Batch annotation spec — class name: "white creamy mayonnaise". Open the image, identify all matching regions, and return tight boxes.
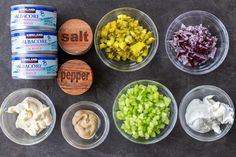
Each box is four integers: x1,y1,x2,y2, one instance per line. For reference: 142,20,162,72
7,97,53,136
185,95,234,134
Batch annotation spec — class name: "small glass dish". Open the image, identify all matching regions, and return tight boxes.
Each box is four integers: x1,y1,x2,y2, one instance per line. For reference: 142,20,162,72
0,88,56,145
165,10,229,75
179,85,235,142
113,80,178,144
61,101,110,150
94,7,158,72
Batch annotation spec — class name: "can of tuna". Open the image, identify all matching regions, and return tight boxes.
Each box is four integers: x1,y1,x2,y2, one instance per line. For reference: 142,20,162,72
10,4,57,30
11,29,58,54
12,54,58,79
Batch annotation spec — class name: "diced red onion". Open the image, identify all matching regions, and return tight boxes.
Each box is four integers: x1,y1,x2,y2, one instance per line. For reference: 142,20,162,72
169,24,218,67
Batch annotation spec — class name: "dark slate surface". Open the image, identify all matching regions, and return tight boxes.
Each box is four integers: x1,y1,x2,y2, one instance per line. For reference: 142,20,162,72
0,0,236,157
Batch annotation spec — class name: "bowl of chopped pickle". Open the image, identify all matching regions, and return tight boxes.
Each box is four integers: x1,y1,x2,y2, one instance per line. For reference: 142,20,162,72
94,7,158,72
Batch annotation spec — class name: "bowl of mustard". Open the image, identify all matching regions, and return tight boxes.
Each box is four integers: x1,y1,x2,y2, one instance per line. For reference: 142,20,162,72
61,101,110,150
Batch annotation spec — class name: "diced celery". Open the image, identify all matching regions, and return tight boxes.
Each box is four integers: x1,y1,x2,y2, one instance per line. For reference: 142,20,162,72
164,97,171,106
116,84,171,140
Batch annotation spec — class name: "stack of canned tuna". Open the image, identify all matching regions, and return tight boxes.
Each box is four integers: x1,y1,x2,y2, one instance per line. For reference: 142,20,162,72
10,4,58,79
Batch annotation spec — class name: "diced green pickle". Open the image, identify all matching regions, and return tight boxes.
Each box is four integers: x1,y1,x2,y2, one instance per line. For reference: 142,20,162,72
99,14,156,63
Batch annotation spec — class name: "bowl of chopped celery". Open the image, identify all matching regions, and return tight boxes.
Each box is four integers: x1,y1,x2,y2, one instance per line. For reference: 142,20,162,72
113,80,177,144
94,7,158,72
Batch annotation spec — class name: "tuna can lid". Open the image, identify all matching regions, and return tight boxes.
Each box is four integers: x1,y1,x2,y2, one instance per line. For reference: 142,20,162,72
58,19,93,55
10,4,57,11
57,59,93,95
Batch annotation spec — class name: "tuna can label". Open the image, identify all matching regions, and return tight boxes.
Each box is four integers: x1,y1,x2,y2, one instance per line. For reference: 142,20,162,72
11,31,58,53
11,6,57,29
12,56,58,78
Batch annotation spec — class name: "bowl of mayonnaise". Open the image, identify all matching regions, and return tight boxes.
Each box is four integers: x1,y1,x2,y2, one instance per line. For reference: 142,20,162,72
179,85,234,142
0,88,56,145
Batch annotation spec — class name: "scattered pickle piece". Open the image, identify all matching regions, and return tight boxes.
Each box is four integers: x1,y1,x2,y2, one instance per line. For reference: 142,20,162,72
99,14,155,62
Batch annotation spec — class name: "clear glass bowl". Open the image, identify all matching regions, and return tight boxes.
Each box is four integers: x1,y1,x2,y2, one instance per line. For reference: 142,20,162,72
0,88,56,145
61,101,110,149
165,10,229,75
113,80,178,144
179,85,235,142
94,7,159,72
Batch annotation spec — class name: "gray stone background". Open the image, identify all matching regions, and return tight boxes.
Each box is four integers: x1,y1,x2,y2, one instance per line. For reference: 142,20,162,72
0,0,236,157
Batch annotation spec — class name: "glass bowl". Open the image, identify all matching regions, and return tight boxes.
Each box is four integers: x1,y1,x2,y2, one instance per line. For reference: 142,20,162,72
113,80,178,144
94,7,159,72
0,88,56,145
165,10,229,75
61,101,110,150
179,85,234,142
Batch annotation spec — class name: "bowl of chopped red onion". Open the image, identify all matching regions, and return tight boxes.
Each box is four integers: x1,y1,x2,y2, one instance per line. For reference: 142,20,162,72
165,10,229,75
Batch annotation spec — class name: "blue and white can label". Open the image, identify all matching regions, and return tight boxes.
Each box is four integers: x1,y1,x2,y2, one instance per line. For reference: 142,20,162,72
11,5,57,30
12,55,58,78
11,31,58,53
